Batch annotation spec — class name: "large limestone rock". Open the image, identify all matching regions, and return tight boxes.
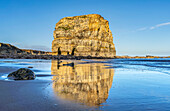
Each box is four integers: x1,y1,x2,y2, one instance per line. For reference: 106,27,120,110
52,14,116,57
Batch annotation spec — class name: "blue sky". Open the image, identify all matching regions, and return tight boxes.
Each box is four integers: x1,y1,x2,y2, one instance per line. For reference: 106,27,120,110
0,0,170,56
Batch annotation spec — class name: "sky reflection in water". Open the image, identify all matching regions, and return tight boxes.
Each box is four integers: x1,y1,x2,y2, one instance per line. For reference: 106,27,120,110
51,59,170,110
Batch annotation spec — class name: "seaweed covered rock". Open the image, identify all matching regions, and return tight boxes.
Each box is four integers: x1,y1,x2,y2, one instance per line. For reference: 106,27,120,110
8,68,35,80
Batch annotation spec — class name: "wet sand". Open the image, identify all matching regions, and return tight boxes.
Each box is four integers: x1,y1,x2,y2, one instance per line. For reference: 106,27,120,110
0,66,19,74
0,66,94,111
1,59,170,111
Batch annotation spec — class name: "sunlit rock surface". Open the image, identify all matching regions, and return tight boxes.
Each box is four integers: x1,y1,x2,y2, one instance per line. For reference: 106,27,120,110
51,60,114,106
52,14,116,57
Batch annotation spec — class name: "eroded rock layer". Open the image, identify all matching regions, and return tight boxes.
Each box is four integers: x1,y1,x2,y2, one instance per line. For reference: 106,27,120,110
52,14,116,57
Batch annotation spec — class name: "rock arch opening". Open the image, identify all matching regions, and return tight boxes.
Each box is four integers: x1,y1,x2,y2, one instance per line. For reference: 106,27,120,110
58,47,61,55
71,48,76,56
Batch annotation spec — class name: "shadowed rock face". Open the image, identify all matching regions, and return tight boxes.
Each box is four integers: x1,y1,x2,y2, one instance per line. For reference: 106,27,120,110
52,14,116,57
51,60,114,106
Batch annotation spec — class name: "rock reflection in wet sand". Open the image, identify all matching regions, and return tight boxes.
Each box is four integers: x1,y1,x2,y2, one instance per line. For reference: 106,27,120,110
51,60,114,106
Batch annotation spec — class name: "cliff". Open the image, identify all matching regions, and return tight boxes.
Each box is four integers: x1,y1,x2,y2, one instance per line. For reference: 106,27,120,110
0,43,25,55
0,43,51,55
52,14,116,57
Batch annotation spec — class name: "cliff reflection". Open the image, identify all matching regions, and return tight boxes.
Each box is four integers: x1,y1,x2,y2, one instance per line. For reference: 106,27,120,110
51,60,114,106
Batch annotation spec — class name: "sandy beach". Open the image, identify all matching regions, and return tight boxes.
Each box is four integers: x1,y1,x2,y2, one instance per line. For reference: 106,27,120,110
1,0,170,110
0,59,170,111
0,80,94,111
0,61,94,111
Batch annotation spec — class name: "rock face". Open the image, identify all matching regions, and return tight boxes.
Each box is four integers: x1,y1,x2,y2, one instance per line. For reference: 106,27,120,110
52,14,116,57
8,68,35,80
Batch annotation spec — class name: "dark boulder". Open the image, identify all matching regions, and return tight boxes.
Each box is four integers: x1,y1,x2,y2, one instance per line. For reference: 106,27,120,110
8,68,35,80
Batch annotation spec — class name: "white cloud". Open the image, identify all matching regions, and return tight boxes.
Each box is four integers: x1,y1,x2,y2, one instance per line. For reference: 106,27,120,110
22,45,51,52
137,27,147,31
150,22,170,30
136,22,170,31
11,42,21,46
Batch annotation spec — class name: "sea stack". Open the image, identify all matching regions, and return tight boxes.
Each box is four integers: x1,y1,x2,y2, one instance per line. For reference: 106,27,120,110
52,14,116,57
